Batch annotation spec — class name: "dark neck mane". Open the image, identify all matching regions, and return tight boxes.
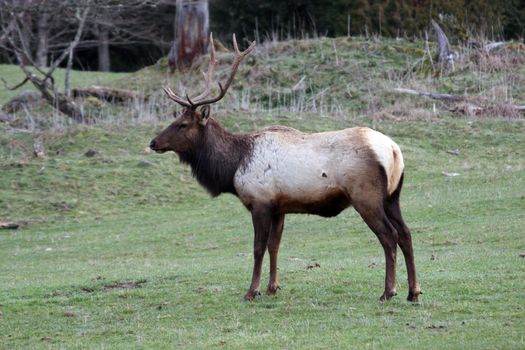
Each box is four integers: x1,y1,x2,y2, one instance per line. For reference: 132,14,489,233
178,118,254,197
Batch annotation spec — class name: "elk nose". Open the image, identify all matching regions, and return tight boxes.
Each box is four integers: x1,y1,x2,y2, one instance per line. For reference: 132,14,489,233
149,140,156,149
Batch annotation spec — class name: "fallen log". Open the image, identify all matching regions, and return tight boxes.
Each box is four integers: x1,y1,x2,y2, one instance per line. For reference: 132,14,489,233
394,88,525,117
1,90,41,113
393,88,525,117
0,222,19,229
394,88,525,112
393,88,465,102
72,86,145,104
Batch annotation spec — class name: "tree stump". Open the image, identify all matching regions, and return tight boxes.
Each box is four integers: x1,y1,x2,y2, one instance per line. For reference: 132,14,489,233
168,0,209,72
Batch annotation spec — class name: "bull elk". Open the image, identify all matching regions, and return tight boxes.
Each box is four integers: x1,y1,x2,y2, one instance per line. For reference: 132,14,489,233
150,34,421,302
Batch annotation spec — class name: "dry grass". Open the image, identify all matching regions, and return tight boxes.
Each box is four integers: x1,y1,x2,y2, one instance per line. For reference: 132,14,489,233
1,36,524,136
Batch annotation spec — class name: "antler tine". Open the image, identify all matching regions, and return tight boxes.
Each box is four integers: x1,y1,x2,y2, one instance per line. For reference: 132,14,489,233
163,33,217,108
233,33,240,54
163,86,192,108
190,33,218,103
190,34,256,108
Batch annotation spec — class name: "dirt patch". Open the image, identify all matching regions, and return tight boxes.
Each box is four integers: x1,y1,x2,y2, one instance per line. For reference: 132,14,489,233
63,311,77,318
80,279,147,293
306,263,321,270
103,279,147,290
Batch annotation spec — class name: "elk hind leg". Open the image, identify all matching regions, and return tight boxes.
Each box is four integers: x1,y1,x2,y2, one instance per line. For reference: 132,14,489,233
385,196,421,302
354,200,399,301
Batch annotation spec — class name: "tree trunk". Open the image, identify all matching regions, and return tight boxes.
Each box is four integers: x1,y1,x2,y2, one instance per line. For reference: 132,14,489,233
168,0,209,72
0,18,17,48
30,76,84,122
36,11,50,67
65,45,74,97
431,19,452,72
18,12,33,65
97,25,111,72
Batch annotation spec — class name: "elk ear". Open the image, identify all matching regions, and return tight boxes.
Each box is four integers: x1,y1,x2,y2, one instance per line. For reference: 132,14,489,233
198,105,211,125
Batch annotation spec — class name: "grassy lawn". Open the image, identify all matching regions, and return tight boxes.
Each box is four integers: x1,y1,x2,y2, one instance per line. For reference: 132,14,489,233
0,36,524,348
1,114,524,349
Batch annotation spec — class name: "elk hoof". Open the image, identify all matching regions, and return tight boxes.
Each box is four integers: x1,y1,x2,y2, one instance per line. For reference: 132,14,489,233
379,290,397,302
407,289,421,303
243,290,260,301
265,282,281,296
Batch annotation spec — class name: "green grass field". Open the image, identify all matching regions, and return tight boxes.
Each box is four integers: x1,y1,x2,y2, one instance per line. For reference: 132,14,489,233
0,64,131,105
1,36,524,349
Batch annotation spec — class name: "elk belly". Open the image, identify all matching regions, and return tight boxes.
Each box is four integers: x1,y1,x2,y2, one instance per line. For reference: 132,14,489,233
234,135,352,217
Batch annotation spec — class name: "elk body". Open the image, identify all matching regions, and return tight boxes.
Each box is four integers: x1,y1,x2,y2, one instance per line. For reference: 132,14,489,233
150,34,421,302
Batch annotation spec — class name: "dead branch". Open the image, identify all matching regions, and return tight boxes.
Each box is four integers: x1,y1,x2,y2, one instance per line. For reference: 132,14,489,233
0,17,17,47
393,87,525,116
44,7,90,84
484,42,506,53
3,5,89,122
2,76,29,91
393,88,465,102
63,7,90,96
72,86,145,104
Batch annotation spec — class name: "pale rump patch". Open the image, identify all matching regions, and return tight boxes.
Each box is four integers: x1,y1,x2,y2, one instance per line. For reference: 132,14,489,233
362,129,404,194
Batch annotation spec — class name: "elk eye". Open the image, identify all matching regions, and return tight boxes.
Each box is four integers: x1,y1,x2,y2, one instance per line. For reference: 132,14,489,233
179,123,189,129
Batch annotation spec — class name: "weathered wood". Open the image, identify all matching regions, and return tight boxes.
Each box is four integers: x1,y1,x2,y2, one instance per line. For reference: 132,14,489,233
168,0,209,72
29,76,85,122
484,42,506,52
1,90,41,113
393,88,525,116
431,19,452,72
0,111,11,123
0,222,19,230
393,88,465,102
72,86,143,104
33,141,45,158
36,11,50,67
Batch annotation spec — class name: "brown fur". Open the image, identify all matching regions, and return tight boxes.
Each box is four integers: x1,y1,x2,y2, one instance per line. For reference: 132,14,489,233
273,190,350,217
151,111,255,196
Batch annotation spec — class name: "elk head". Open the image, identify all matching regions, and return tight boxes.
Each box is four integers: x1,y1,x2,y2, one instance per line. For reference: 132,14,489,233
150,34,255,154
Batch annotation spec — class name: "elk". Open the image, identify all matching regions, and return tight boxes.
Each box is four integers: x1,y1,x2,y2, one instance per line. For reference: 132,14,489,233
150,34,421,302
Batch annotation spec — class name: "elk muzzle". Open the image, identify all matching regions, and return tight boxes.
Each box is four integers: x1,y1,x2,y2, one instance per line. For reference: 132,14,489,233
149,139,166,153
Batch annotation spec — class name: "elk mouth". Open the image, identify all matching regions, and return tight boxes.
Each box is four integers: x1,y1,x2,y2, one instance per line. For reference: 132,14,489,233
149,140,168,153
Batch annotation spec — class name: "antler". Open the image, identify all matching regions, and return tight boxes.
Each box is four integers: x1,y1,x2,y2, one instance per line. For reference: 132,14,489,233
163,33,256,110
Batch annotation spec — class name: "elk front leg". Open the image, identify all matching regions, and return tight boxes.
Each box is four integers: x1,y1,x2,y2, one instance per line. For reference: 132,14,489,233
244,205,271,301
266,213,285,295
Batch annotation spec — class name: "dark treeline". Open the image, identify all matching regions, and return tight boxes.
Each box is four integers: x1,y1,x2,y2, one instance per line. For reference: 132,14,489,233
210,0,525,41
1,0,523,72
